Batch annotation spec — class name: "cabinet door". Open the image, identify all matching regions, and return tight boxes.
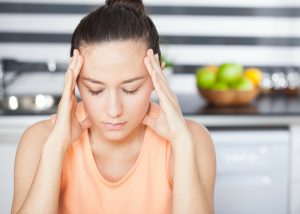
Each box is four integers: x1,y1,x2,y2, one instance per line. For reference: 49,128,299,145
0,116,47,213
0,142,19,213
0,127,27,214
211,129,289,214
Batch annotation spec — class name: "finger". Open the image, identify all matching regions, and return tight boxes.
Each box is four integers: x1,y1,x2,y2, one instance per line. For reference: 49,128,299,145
147,50,168,85
58,71,73,111
147,69,174,112
155,70,181,112
69,49,78,71
63,49,80,98
72,49,84,82
144,57,167,99
150,52,180,109
59,56,76,110
72,56,83,93
147,50,163,74
147,50,173,95
63,68,74,99
69,49,79,90
144,53,179,111
155,54,167,78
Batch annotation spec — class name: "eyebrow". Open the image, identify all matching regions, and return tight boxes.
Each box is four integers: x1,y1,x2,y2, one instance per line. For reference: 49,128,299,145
82,75,146,85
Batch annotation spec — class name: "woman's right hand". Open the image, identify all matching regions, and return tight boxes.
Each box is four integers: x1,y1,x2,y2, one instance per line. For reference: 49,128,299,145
49,49,92,149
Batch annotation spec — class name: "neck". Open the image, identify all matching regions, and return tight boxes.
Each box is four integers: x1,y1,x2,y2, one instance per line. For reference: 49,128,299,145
88,124,146,157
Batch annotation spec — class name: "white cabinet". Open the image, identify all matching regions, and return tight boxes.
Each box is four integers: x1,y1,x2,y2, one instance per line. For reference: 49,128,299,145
0,116,47,214
210,129,290,214
0,140,19,214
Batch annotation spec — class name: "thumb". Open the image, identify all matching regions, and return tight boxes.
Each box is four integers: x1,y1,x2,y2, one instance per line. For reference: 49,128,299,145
142,115,156,129
80,117,93,130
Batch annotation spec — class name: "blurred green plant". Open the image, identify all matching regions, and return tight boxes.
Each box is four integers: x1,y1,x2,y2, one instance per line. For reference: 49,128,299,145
161,54,174,69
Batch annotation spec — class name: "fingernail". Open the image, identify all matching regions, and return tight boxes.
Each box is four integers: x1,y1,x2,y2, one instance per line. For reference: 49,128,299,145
149,49,153,55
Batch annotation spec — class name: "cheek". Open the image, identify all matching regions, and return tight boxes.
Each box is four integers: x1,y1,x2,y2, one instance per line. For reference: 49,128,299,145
123,85,152,117
77,84,104,119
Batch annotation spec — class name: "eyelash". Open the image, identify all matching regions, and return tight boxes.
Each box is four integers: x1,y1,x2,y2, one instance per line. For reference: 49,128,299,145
88,88,139,96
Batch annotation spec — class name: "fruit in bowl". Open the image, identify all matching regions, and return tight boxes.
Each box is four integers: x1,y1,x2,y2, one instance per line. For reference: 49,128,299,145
217,63,243,84
195,67,216,89
196,63,262,106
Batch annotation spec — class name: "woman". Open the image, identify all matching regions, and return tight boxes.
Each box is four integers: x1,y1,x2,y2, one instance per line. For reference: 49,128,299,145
11,0,216,213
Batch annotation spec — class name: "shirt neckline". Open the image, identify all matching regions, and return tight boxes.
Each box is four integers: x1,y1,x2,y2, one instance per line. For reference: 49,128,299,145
84,126,149,187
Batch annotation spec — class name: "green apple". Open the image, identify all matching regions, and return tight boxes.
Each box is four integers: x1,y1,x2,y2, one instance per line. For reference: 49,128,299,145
232,77,254,90
211,82,229,91
196,67,216,89
217,63,243,84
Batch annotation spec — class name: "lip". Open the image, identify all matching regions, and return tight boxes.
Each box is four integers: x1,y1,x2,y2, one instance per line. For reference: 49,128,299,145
102,122,127,130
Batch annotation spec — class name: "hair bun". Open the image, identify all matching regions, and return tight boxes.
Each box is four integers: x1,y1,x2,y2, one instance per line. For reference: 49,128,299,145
105,0,146,15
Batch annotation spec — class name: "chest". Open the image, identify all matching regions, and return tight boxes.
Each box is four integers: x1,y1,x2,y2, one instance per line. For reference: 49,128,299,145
92,152,139,183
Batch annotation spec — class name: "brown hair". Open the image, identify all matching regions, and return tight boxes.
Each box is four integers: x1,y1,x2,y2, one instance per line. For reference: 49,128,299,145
70,0,161,64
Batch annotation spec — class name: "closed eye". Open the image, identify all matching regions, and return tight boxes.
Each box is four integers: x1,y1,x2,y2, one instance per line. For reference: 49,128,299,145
88,89,103,96
123,88,139,95
88,88,139,96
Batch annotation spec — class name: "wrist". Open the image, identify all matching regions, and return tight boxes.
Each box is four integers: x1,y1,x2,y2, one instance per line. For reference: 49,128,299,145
44,136,69,156
171,135,194,153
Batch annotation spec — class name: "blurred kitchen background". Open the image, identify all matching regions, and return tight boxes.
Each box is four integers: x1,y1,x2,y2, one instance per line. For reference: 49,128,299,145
0,0,300,213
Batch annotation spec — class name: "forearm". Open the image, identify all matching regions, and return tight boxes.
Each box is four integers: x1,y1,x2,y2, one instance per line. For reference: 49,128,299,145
17,138,67,214
172,137,213,214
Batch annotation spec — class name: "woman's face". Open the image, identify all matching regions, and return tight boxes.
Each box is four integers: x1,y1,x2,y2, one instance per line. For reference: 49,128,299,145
77,40,154,141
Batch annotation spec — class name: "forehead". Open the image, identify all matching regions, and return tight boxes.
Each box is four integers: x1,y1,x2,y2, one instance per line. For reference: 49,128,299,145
79,40,148,77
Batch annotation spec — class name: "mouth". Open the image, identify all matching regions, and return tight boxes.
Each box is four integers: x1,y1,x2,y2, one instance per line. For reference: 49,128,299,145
102,122,127,130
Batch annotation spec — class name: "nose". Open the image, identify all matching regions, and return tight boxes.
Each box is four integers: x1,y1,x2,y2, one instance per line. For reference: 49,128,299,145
106,90,123,118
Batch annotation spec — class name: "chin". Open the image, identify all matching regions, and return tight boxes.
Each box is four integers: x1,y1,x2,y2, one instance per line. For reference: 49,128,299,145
94,121,143,142
102,130,131,142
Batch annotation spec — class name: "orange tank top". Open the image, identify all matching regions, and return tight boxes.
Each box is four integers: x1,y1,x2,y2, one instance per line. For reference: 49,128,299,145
50,102,173,214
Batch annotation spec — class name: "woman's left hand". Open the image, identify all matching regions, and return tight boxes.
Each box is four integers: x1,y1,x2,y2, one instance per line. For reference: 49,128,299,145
143,49,191,143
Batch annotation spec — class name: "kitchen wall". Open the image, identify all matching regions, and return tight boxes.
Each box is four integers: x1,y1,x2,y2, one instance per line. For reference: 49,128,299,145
1,1,300,214
0,0,299,74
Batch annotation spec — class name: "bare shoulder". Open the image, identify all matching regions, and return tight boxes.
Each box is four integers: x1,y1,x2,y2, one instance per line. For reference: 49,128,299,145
184,118,213,144
19,119,53,146
16,118,54,155
16,118,54,163
184,118,216,163
11,119,53,213
185,118,216,194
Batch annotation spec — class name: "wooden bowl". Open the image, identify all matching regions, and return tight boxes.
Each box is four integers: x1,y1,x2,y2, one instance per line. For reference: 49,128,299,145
198,87,260,106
